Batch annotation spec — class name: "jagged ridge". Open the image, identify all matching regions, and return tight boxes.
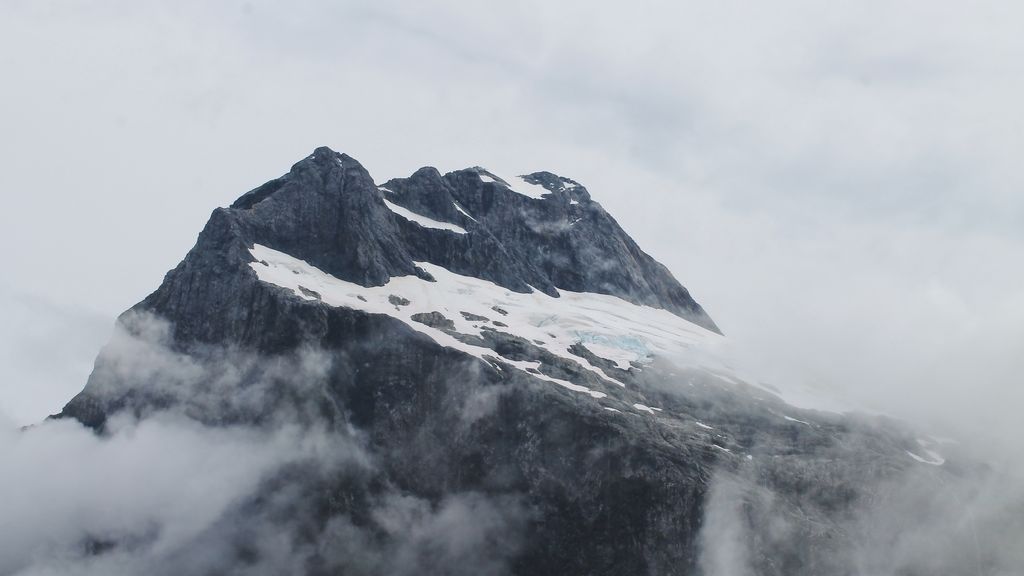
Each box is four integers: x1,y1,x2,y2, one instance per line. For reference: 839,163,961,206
226,146,718,333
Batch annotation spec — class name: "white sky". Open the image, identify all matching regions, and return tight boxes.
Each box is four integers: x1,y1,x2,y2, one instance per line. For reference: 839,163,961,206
2,1,1022,451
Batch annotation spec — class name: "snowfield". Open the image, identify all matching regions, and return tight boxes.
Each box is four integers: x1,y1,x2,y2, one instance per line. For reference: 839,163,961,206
248,244,737,411
248,243,850,416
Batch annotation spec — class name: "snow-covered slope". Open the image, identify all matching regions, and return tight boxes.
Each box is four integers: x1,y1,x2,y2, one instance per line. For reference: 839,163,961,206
250,243,732,409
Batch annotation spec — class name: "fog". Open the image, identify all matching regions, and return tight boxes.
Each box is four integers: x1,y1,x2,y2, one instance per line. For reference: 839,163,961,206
0,314,530,576
694,450,1024,574
0,414,531,576
2,1,1023,574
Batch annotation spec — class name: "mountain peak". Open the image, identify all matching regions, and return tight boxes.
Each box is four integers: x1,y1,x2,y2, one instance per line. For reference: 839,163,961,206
310,144,339,156
52,147,957,576
183,150,718,346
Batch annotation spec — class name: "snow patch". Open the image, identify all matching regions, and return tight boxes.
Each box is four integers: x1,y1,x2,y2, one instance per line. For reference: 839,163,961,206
453,202,477,222
906,439,946,465
246,244,785,412
478,170,549,200
248,244,623,402
381,198,467,234
495,358,607,399
906,450,945,466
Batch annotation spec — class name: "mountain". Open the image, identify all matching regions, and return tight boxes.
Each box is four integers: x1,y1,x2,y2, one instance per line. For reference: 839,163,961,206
57,147,957,575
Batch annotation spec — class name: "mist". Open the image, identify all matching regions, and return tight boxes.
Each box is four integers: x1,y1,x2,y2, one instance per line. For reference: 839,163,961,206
0,413,330,575
0,313,531,576
2,1,1023,574
694,451,1024,575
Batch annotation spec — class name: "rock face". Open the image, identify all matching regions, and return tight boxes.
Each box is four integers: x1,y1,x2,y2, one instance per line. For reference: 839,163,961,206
59,147,951,575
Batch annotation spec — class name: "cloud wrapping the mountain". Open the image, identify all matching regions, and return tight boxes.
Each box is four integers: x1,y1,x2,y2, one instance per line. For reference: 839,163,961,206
0,414,328,575
0,315,531,576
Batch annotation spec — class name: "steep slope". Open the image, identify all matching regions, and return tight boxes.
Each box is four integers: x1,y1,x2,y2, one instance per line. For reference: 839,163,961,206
57,147,956,575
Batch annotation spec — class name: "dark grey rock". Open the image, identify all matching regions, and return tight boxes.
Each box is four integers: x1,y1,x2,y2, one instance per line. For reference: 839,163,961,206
410,311,456,331
388,295,410,307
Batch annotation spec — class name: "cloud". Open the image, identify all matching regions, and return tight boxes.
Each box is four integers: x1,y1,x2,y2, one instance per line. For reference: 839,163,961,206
316,492,530,576
0,410,530,576
3,1,1022,454
693,439,1024,575
68,311,345,428
3,1,1024,572
0,310,531,576
0,413,344,575
697,474,754,576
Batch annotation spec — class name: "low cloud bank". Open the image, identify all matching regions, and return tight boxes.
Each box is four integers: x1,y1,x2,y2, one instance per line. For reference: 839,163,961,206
0,413,339,575
695,446,1024,575
1,312,530,576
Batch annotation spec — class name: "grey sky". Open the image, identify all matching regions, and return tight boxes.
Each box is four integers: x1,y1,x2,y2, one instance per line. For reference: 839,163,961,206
2,0,1022,456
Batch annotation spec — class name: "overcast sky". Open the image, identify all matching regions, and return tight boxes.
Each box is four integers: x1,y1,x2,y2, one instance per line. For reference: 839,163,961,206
2,1,1022,452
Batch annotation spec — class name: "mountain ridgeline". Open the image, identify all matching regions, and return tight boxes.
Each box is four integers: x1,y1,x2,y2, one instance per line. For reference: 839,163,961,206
58,147,959,575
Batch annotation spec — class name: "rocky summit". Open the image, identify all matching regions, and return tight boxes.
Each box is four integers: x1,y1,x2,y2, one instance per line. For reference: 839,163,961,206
58,147,961,575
